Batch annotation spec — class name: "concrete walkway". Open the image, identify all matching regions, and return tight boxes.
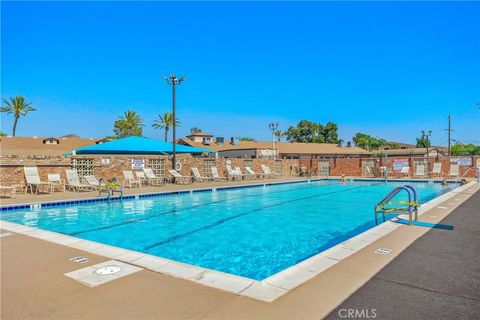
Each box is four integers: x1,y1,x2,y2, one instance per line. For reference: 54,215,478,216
326,190,480,320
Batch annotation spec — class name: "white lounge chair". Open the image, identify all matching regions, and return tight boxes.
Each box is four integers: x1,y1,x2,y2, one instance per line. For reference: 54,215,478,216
399,166,410,177
47,173,65,193
191,167,213,182
24,166,50,194
262,164,280,178
226,165,242,180
66,169,93,191
431,163,442,177
143,168,165,185
211,167,228,181
413,164,425,177
84,175,103,190
0,185,16,198
135,171,148,186
122,170,142,188
235,167,251,180
246,167,264,179
168,169,193,184
448,164,459,178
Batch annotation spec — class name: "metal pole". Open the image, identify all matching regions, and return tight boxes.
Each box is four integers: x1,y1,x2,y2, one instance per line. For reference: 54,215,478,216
172,77,176,170
447,115,451,156
272,129,275,160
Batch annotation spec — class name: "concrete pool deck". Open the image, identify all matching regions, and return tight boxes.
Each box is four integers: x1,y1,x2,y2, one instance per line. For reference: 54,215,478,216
1,182,478,319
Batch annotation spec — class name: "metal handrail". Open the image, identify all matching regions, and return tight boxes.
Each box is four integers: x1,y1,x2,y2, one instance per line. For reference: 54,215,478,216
375,184,418,225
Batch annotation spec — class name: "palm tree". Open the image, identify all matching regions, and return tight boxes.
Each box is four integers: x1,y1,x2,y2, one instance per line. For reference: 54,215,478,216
0,96,36,136
113,110,144,137
274,130,283,142
152,112,180,142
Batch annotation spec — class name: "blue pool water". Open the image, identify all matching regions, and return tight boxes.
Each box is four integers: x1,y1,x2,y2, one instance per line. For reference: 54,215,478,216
0,180,457,280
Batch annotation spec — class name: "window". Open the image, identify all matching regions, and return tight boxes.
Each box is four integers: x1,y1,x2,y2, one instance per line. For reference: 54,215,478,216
71,158,94,177
148,159,165,177
204,159,215,176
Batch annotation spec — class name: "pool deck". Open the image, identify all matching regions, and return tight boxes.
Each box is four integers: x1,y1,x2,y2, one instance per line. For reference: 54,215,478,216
1,180,479,319
326,186,480,320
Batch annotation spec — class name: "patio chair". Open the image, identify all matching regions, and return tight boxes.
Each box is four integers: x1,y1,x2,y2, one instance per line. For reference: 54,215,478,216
262,164,280,178
0,185,16,198
191,167,213,182
135,171,148,186
430,163,443,177
448,163,459,178
413,165,426,178
168,169,193,184
143,168,165,185
226,165,242,180
211,167,228,181
47,173,66,193
246,166,264,179
24,166,50,194
66,169,94,192
84,175,103,190
235,167,251,180
399,166,410,177
123,170,142,188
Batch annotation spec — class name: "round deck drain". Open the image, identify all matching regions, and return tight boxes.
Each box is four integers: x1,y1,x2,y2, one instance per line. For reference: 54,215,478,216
96,265,122,275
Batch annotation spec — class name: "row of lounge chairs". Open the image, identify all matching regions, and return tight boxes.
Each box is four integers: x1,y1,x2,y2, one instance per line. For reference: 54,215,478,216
20,164,281,194
397,163,460,178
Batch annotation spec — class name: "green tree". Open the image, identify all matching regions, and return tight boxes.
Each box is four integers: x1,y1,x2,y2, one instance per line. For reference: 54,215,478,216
352,133,387,151
451,143,480,156
152,112,180,142
274,130,284,142
416,132,431,148
190,127,202,134
0,96,36,136
284,120,339,143
0,131,7,136
113,110,144,138
239,137,256,141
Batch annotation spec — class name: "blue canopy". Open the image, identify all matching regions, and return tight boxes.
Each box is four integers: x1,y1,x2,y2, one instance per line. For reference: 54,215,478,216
69,136,215,155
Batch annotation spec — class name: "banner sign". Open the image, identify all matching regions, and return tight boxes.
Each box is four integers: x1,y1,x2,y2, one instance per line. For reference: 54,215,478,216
393,158,409,173
131,159,145,170
450,157,472,166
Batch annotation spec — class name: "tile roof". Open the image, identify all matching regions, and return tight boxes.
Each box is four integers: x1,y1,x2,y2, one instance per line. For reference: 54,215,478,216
178,138,370,155
0,136,100,156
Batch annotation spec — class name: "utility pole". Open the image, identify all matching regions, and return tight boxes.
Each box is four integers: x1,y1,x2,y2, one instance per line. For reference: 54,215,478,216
163,73,186,169
446,115,452,157
269,122,279,160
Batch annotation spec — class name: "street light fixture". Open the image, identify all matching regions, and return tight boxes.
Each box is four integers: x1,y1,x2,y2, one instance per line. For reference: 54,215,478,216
163,73,186,170
421,130,432,157
269,122,279,160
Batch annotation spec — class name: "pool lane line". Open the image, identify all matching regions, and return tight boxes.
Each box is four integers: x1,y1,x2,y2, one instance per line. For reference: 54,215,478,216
143,182,384,250
67,180,344,236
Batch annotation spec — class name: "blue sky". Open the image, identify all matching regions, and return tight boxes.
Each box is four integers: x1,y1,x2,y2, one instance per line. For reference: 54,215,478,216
1,1,479,146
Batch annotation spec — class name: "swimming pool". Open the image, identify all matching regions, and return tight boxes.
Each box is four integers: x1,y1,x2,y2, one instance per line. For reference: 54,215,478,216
0,180,458,280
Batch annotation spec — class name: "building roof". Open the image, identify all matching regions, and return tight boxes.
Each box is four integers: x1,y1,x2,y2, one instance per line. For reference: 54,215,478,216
178,138,369,155
0,136,100,156
72,136,215,155
186,132,214,138
376,148,443,156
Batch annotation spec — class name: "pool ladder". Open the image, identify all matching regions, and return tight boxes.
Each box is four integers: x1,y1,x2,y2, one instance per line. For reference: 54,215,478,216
375,185,418,225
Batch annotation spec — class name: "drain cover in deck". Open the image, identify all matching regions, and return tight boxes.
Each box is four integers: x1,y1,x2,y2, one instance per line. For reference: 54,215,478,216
65,260,142,287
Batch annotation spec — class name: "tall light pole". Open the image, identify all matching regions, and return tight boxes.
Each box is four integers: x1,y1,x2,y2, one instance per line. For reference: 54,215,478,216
269,122,279,159
421,130,432,157
163,73,186,170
